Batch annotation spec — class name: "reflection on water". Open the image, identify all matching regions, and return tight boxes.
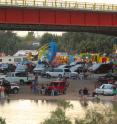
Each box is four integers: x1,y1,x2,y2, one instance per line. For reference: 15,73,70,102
0,99,114,124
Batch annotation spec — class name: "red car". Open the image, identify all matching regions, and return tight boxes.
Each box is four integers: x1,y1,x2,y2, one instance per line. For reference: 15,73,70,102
47,80,69,94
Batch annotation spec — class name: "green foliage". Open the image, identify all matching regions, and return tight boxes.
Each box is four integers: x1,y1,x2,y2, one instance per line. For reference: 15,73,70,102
43,100,117,124
60,32,115,53
0,31,22,55
0,117,6,124
43,108,72,124
43,100,72,124
57,100,73,110
75,105,117,124
24,31,35,42
39,33,61,46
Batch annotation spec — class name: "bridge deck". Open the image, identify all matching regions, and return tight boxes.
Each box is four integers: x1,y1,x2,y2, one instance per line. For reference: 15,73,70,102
0,0,117,12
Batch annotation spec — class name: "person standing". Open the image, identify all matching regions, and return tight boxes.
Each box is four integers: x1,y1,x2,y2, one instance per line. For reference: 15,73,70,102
79,89,84,100
0,86,5,99
113,86,117,100
0,86,1,98
32,76,38,94
83,87,89,101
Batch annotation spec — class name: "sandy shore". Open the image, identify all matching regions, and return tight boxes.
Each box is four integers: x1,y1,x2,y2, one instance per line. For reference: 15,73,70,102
7,76,117,102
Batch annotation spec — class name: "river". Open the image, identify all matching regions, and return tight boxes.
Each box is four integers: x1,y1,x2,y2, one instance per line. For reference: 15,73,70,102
0,99,115,124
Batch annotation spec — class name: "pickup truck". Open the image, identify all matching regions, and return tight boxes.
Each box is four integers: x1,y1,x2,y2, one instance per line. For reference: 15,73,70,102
0,72,33,84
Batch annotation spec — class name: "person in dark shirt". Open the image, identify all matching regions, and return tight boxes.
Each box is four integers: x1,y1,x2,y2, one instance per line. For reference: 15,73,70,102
83,87,88,100
83,87,88,95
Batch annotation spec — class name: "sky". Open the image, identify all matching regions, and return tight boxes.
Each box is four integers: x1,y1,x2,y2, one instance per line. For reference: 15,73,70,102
14,0,117,37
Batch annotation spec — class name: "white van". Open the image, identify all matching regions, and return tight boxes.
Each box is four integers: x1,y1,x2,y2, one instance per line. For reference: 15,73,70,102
46,68,71,78
0,56,27,64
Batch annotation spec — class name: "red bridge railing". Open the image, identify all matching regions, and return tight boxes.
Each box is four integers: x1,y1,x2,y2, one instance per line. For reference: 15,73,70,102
0,0,117,11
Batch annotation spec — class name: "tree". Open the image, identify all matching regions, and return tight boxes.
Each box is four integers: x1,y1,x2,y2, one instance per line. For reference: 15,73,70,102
60,32,115,54
24,31,36,43
0,31,22,55
39,33,61,47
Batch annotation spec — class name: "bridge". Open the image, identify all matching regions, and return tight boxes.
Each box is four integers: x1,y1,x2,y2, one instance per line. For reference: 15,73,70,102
0,0,117,35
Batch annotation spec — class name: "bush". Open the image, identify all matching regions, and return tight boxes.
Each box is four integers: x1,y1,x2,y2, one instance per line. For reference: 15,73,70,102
0,117,6,124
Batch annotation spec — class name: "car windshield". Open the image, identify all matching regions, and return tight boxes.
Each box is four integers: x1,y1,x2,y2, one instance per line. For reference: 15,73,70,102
6,73,11,77
103,84,113,89
36,64,45,68
50,82,59,86
1,63,8,68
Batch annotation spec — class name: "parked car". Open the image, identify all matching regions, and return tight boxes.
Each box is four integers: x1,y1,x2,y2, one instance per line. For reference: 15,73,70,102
15,64,27,73
0,63,16,74
57,64,71,69
94,84,115,95
47,80,68,95
70,64,82,72
2,72,33,84
88,63,113,74
33,64,47,75
40,67,53,77
97,73,117,84
70,61,85,66
46,68,77,78
0,78,20,94
17,61,35,73
97,73,117,83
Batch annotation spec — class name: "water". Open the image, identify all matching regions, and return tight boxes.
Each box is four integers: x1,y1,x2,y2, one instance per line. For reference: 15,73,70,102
0,99,115,124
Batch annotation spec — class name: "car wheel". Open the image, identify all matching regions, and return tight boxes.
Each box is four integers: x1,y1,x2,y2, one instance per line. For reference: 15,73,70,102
58,74,62,78
20,80,24,85
13,88,19,94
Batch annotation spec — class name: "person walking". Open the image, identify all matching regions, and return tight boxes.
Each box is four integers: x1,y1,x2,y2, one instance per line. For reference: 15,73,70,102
0,86,1,99
32,76,38,94
79,89,84,100
113,86,117,101
0,86,5,99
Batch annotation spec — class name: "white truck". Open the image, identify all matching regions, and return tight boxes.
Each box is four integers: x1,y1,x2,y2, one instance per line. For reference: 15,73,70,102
1,72,33,84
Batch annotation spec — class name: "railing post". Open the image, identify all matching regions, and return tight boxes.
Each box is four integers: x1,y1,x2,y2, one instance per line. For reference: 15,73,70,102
55,0,57,7
75,2,77,8
103,4,105,10
23,0,24,5
112,4,114,11
65,1,67,8
11,0,13,4
5,0,7,4
61,2,62,7
33,0,35,6
52,2,53,7
43,0,46,6
69,3,70,8
85,3,86,9
93,3,96,10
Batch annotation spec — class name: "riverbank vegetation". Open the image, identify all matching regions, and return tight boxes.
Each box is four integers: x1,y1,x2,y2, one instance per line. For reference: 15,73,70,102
42,100,117,124
0,117,6,124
